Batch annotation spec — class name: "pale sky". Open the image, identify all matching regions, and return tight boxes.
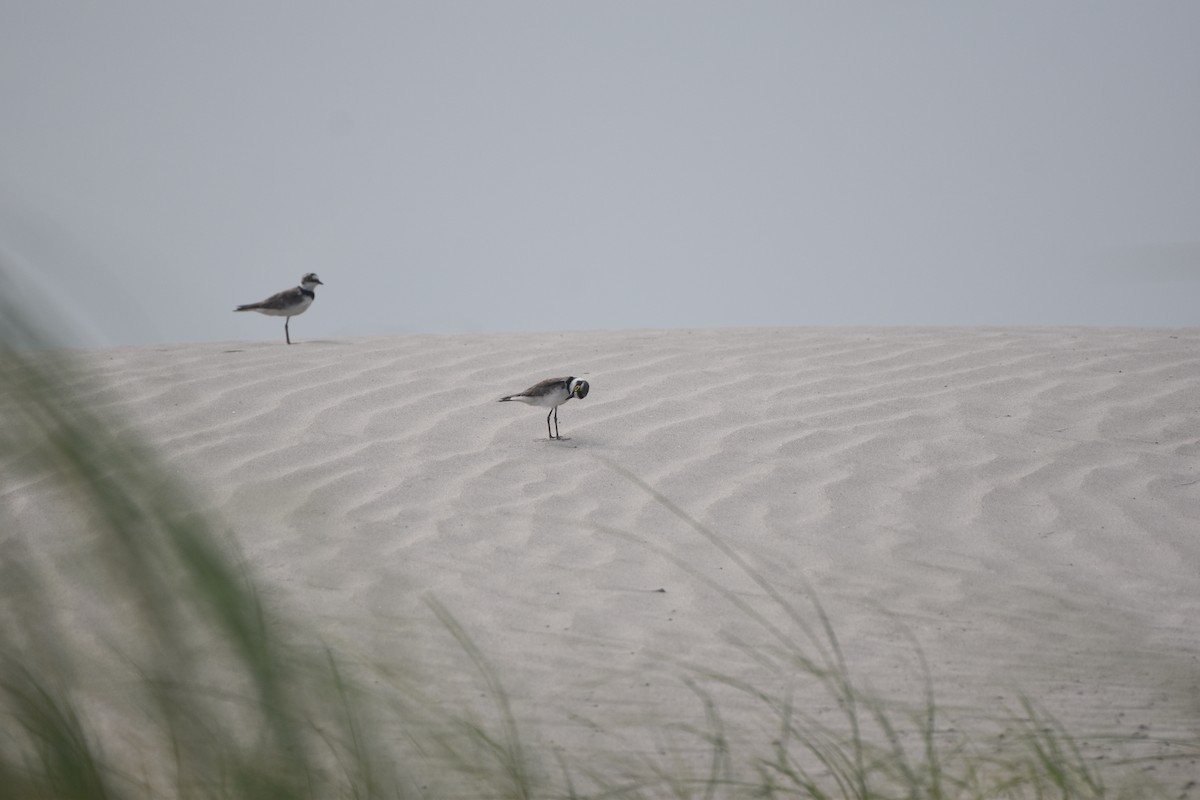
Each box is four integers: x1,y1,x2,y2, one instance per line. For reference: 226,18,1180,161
2,3,1198,346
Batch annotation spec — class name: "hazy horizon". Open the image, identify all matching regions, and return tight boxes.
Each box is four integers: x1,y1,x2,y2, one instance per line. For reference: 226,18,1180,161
2,3,1198,346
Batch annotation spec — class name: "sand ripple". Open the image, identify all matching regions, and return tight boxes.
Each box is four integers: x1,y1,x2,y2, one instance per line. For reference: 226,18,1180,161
15,328,1199,789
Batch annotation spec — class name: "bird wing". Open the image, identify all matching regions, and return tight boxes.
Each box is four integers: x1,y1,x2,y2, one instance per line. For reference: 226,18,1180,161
236,286,301,312
521,377,569,396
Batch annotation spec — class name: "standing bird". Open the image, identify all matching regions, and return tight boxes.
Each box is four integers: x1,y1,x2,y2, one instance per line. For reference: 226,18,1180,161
499,376,590,440
234,272,324,345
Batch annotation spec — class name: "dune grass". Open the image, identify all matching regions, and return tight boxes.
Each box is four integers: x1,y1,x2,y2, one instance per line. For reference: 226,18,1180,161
1,293,1193,798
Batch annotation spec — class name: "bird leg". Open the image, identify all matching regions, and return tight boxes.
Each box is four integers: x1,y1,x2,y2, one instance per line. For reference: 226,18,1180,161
285,317,292,345
546,408,554,439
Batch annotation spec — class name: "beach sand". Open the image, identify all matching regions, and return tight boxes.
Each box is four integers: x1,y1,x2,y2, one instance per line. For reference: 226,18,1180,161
8,327,1200,792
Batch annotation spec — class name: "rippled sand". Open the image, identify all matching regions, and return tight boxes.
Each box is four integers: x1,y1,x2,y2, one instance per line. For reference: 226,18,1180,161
22,327,1200,790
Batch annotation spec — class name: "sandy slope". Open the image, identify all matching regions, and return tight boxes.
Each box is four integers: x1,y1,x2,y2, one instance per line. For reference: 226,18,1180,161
14,327,1200,791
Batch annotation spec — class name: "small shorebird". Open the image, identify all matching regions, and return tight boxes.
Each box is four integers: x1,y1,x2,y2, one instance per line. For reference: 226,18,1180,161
234,273,323,344
499,376,590,440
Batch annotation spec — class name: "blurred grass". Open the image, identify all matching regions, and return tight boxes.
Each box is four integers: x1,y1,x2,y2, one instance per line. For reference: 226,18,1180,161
1,287,403,797
2,280,1194,799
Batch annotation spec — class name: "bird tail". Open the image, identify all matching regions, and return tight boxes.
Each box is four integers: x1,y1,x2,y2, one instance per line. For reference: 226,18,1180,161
498,396,514,402
234,304,259,312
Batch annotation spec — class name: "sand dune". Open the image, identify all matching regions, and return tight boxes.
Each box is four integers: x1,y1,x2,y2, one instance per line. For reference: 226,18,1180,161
15,327,1200,790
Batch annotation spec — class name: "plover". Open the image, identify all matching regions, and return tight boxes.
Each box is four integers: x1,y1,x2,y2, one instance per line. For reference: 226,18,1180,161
499,376,590,440
234,272,324,344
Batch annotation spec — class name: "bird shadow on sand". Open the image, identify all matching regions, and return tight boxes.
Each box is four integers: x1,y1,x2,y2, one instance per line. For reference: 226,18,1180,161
534,436,593,447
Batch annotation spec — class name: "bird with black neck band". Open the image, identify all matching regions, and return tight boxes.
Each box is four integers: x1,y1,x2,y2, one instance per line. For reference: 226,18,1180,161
499,376,590,440
234,273,324,345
